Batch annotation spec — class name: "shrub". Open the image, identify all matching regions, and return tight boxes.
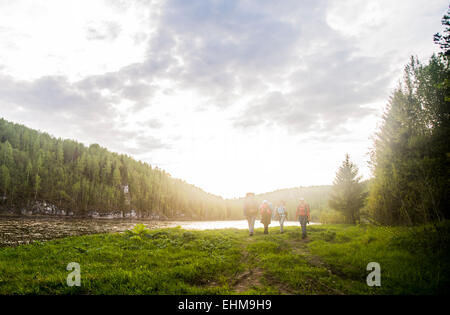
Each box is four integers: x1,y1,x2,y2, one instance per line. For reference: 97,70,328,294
130,224,151,236
319,210,346,224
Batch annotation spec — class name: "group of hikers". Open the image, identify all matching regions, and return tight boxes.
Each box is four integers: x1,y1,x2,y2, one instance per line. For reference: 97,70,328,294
243,192,311,239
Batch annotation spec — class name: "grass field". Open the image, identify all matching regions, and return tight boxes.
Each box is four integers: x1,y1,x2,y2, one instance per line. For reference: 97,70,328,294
0,222,448,294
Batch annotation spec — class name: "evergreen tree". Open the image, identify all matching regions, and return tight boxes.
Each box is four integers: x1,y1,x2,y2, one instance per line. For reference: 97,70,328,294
329,154,367,224
368,54,449,225
0,165,10,197
434,5,450,57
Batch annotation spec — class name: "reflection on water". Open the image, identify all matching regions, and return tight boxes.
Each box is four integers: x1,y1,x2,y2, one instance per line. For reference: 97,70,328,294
0,215,319,247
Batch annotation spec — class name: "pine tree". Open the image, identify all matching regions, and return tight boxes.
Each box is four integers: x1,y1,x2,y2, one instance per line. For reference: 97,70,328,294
434,5,450,57
368,54,449,225
0,165,10,197
2,141,14,168
329,154,367,224
34,174,40,200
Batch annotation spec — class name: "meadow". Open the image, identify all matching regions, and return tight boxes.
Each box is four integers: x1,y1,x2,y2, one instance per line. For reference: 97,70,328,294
0,222,448,295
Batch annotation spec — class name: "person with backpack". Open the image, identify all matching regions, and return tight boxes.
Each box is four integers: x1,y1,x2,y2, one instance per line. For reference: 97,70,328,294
260,200,272,234
243,192,258,236
275,200,288,233
296,197,310,239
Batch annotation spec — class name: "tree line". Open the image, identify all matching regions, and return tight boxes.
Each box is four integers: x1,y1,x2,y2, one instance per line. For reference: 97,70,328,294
0,118,232,219
0,116,337,220
328,7,449,225
228,185,333,222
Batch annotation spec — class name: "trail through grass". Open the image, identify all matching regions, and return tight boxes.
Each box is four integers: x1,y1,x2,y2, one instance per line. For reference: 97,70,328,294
0,222,448,294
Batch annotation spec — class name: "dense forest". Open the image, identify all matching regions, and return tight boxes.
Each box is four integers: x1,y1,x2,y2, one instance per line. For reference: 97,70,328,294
0,118,233,219
367,55,449,225
323,10,449,227
367,10,450,225
0,118,333,220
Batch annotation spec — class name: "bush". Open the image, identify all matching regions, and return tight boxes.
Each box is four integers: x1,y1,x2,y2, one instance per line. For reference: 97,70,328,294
319,210,346,224
130,224,151,236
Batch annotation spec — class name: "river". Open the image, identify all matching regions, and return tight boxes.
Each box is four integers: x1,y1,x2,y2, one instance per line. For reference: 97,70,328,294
0,215,318,247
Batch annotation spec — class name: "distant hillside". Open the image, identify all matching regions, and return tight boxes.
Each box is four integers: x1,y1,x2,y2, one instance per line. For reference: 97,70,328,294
0,118,229,219
226,185,333,221
0,118,334,220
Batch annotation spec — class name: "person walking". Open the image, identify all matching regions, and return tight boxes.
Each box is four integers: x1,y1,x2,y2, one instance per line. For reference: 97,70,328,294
275,201,288,233
243,192,258,236
296,197,310,239
260,200,272,234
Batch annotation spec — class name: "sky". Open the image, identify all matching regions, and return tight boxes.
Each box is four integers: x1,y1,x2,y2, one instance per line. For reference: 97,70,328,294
0,0,448,198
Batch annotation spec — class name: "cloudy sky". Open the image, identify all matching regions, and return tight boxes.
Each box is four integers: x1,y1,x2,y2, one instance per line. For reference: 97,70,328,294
0,0,447,198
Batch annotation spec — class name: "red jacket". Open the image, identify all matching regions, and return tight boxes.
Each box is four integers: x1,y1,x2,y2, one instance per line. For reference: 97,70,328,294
296,203,310,221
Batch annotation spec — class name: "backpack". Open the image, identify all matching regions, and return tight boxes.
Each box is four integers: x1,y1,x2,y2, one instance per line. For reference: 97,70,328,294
248,204,258,215
260,204,271,216
277,206,286,216
297,204,307,216
244,199,258,216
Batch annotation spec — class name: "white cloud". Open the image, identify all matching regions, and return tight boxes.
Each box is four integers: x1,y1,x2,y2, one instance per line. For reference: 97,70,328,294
0,0,159,81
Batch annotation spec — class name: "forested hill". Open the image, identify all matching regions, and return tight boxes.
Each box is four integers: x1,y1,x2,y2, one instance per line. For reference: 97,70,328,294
0,118,335,220
0,118,234,219
243,186,334,222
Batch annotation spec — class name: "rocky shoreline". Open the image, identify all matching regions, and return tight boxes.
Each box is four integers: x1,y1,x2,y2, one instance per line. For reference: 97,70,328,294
0,201,196,221
0,214,178,247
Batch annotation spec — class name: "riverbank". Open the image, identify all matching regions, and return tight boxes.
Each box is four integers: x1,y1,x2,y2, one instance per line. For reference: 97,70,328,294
0,215,318,247
0,222,448,294
0,215,173,247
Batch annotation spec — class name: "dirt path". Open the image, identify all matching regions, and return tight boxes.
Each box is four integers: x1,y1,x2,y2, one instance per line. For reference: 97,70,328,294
286,238,346,295
205,232,349,295
230,236,347,295
232,248,295,294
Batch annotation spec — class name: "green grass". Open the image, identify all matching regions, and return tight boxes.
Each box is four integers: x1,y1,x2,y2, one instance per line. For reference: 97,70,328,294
307,223,450,294
0,222,448,294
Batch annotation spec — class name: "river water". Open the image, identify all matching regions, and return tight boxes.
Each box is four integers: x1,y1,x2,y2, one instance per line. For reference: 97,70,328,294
0,215,318,247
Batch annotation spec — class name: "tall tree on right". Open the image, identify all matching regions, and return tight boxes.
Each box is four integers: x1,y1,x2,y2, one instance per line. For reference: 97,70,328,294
329,154,367,224
367,8,450,225
434,5,450,57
